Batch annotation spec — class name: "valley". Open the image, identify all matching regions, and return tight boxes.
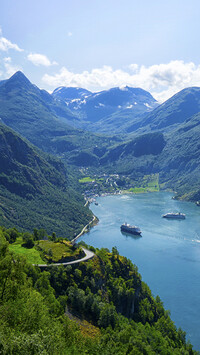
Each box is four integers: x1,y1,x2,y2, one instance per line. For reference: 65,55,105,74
0,70,200,353
0,71,200,235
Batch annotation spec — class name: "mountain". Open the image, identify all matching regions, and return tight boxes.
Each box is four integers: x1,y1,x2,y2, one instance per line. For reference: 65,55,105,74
52,86,92,102
2,71,200,201
0,71,119,160
0,121,93,236
0,71,80,148
127,87,200,133
52,85,158,130
98,112,200,200
0,71,79,126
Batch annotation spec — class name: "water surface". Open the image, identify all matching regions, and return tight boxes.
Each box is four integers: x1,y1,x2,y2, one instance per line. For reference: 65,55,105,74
80,192,200,350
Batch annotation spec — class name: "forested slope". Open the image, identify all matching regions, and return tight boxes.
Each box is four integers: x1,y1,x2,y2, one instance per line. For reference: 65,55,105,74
0,229,198,354
0,122,92,237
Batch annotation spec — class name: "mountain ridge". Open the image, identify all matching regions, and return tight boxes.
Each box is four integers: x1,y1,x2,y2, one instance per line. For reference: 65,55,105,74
1,71,200,201
127,86,200,134
52,84,159,127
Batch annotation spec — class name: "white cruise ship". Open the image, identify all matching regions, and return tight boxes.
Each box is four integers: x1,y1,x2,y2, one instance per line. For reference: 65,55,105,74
162,212,186,219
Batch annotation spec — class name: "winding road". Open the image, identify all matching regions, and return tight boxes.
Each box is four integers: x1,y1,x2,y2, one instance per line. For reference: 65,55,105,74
71,216,96,245
33,247,95,268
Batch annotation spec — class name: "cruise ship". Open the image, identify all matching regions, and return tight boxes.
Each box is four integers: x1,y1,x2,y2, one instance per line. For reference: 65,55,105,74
120,223,142,235
162,212,186,219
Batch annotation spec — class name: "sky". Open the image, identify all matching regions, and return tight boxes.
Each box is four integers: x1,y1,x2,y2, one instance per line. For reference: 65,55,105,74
1,0,200,102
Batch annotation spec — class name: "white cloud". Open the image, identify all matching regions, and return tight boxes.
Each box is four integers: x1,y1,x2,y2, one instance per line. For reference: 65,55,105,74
3,57,21,76
0,27,23,52
42,61,200,102
4,56,11,63
67,32,73,37
0,36,23,52
27,53,57,67
129,64,139,72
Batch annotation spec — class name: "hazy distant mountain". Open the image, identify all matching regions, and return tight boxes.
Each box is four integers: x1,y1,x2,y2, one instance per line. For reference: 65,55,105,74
127,87,200,133
53,86,92,102
52,85,158,130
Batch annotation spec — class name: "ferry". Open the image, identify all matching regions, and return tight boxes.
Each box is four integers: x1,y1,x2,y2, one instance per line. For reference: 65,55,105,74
120,223,142,235
162,212,186,219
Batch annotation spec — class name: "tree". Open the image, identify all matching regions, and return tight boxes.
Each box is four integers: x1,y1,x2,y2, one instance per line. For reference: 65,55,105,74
52,232,56,242
38,229,47,239
33,228,39,241
98,304,118,329
22,233,34,248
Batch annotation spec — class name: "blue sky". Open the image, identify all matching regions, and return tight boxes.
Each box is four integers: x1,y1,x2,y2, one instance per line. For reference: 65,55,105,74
1,0,200,101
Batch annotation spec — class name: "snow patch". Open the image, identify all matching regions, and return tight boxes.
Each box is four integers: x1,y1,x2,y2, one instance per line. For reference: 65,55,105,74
119,85,128,91
54,86,64,93
80,99,86,104
70,98,81,103
144,102,152,108
93,93,101,97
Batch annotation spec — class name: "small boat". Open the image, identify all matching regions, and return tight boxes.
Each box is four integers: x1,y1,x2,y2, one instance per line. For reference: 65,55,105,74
162,212,186,219
120,223,142,235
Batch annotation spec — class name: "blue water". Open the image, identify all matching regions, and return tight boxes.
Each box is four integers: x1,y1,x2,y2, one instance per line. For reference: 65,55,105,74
80,192,200,350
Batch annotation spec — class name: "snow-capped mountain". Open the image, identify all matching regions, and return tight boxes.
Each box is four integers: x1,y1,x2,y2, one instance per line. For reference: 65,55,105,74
52,86,158,124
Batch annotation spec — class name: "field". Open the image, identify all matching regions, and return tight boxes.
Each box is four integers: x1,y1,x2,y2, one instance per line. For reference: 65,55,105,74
127,174,159,193
9,238,83,264
79,177,95,183
9,237,45,264
38,240,83,262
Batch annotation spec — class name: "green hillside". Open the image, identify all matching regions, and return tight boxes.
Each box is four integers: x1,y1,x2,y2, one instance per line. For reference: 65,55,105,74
0,229,198,354
0,121,93,237
128,86,200,133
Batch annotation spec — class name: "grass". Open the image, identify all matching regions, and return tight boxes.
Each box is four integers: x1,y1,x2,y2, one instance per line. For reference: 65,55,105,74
9,240,45,264
38,240,82,262
79,177,95,183
128,187,147,193
126,174,160,193
9,238,83,264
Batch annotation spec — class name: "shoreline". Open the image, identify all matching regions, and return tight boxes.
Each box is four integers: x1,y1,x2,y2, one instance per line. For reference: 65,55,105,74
71,215,98,245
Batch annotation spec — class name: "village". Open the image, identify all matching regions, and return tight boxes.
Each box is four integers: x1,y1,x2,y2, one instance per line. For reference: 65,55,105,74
78,170,160,201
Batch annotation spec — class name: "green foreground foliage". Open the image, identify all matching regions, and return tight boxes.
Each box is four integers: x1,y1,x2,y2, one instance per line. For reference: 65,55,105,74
7,228,84,264
0,227,198,354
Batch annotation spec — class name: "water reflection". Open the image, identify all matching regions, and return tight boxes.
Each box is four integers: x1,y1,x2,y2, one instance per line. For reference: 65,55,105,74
121,231,142,239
